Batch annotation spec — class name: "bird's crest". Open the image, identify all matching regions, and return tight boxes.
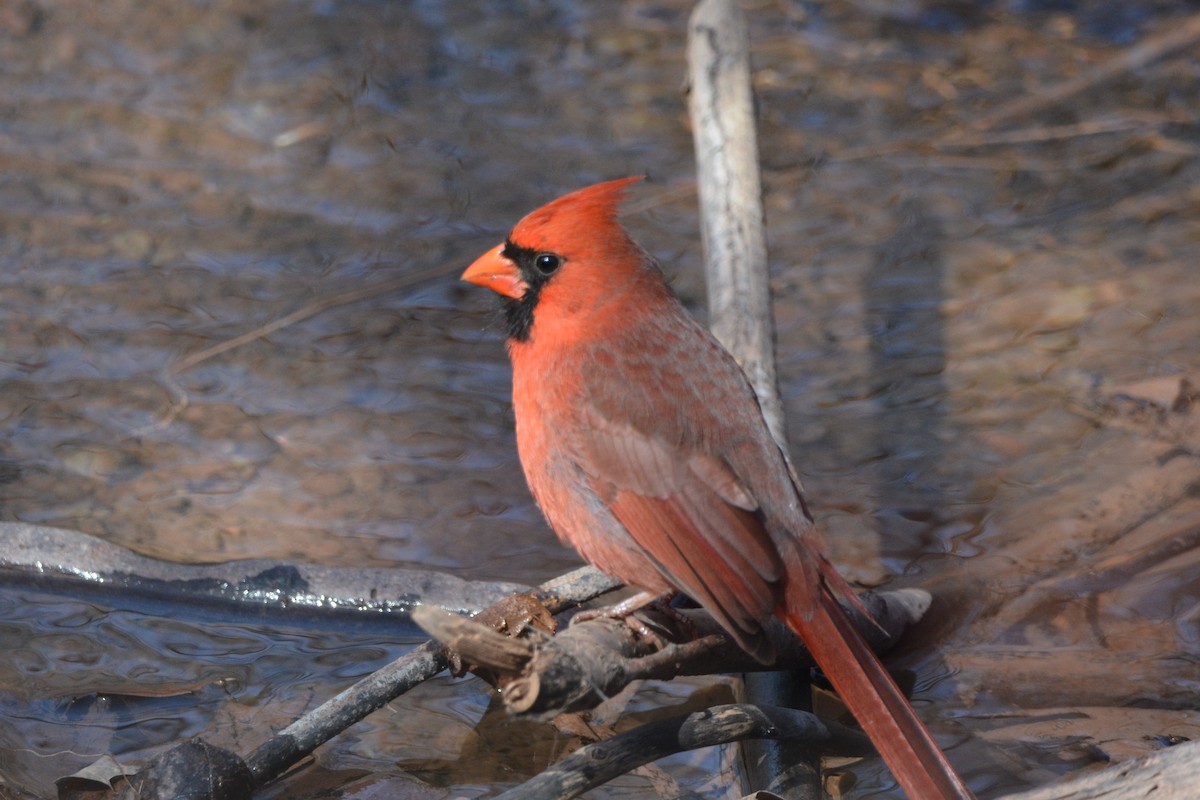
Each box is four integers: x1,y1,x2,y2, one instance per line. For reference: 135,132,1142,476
509,176,643,254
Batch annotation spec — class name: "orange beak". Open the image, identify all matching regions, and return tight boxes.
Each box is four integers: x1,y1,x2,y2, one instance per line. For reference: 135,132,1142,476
461,244,526,300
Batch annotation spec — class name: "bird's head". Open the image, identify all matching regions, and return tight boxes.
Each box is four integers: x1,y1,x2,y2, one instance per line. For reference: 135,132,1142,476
461,176,650,343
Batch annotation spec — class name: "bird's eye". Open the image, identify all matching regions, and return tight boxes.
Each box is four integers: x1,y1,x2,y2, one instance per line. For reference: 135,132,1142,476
534,253,562,275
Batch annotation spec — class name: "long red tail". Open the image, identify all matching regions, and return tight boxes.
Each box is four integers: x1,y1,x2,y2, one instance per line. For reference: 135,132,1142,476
784,584,974,799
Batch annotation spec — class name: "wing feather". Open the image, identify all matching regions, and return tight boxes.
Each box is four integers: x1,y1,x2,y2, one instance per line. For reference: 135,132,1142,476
572,400,785,661
607,488,776,661
576,408,781,581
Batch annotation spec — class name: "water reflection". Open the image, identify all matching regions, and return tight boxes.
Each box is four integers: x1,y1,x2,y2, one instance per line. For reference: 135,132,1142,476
866,198,951,566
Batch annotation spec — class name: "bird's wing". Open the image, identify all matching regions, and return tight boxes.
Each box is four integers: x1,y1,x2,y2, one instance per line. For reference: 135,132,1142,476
572,402,784,661
572,404,974,794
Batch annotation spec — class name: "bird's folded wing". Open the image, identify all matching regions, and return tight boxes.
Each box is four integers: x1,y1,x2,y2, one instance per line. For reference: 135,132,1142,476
573,404,784,660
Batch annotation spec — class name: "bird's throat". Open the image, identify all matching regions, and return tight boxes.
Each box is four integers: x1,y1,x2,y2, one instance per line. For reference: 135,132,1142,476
502,287,540,342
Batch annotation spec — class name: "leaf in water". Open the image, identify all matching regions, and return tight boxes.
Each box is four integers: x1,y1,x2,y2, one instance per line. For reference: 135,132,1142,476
55,753,134,793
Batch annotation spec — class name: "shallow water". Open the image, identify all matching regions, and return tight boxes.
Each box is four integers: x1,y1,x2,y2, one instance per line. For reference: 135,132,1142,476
0,584,425,798
2,0,1200,797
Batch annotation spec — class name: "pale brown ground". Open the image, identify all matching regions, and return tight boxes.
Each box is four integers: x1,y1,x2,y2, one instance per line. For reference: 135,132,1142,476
1,1,1199,797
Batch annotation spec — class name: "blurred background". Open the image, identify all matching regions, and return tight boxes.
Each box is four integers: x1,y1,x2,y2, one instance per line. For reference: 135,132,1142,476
2,1,1199,797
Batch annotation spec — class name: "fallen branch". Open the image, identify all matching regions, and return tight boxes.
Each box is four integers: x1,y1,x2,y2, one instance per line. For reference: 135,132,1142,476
491,703,872,800
1001,739,1200,800
0,522,524,619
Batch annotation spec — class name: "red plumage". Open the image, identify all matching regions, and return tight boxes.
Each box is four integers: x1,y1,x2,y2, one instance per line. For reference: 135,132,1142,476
462,178,972,799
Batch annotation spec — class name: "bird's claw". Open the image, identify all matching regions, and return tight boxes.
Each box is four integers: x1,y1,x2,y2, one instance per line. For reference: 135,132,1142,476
569,590,691,651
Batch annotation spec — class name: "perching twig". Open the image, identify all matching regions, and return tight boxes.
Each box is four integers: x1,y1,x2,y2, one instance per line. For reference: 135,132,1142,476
410,603,536,674
413,588,934,720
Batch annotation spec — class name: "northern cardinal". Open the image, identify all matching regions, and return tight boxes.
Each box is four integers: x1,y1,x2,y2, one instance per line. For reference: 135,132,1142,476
462,177,972,799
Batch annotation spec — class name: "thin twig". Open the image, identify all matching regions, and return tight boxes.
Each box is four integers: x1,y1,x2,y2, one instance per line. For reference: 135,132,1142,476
145,263,448,431
937,115,1159,149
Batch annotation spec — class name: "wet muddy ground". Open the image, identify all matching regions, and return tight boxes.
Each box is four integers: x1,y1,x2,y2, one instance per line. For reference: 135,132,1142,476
2,1,1199,798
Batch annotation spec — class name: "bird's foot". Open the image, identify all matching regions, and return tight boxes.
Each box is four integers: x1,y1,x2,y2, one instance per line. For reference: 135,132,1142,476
571,590,696,649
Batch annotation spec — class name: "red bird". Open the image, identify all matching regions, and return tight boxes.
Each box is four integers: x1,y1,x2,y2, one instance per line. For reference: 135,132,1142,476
462,177,972,799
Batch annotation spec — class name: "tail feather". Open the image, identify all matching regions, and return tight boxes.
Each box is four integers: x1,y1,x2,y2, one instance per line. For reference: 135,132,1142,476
783,583,974,800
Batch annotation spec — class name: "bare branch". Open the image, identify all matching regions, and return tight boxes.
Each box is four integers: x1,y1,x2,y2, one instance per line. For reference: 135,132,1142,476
492,703,872,800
